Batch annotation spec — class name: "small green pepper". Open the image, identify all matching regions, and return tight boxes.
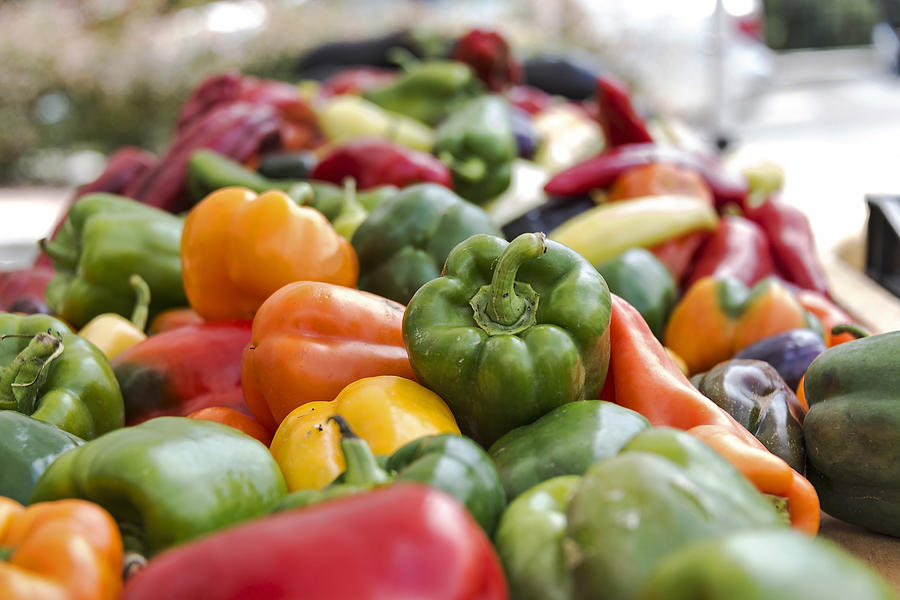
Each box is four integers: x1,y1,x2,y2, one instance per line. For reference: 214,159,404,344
595,248,676,340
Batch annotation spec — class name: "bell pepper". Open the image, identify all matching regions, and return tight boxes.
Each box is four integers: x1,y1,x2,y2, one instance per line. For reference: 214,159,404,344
0,267,54,314
0,412,82,504
77,274,149,359
185,149,293,203
146,307,203,335
494,427,783,600
803,331,900,537
275,415,505,534
256,150,318,180
242,282,418,432
795,289,861,347
607,162,713,204
311,138,452,191
181,187,358,321
351,183,503,304
639,529,897,600
0,313,124,439
120,483,508,600
649,230,710,286
403,232,612,446
318,66,397,97
451,29,521,92
683,215,777,288
315,94,435,152
734,328,826,390
30,416,287,557
594,75,654,147
602,294,821,533
548,194,719,266
363,59,483,126
595,248,676,340
488,400,650,500
664,276,822,375
692,359,806,473
187,406,272,446
269,375,459,491
39,193,188,329
434,95,517,204
0,497,123,600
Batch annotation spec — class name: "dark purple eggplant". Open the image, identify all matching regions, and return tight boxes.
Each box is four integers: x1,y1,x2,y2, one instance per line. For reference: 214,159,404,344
734,328,826,390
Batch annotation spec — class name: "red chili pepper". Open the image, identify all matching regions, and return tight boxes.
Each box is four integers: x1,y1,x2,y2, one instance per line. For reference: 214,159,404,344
319,66,397,97
121,483,508,600
312,139,453,190
110,320,253,426
595,75,653,147
452,29,521,92
684,215,776,288
744,198,829,295
544,142,748,209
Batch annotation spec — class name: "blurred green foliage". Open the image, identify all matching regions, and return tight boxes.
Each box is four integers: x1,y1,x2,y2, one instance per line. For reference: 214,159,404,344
764,0,880,50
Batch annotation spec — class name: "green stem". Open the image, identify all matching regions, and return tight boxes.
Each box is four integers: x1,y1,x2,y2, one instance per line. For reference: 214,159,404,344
438,151,487,182
128,274,151,332
328,415,390,486
0,546,13,561
38,237,78,269
831,323,870,340
0,332,64,413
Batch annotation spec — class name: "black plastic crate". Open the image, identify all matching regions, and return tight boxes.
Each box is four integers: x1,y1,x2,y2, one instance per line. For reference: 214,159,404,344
866,194,900,298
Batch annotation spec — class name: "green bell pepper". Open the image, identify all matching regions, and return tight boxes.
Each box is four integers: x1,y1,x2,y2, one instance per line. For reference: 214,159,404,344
494,427,784,600
351,183,503,304
489,400,650,500
363,59,482,126
434,94,517,204
803,330,900,537
273,416,506,534
403,232,612,446
40,193,188,329
692,358,806,473
595,248,676,340
0,313,123,439
30,416,287,556
0,411,82,504
638,529,897,600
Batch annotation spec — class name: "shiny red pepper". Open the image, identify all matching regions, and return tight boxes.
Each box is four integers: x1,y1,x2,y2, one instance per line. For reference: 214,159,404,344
311,139,453,190
110,320,253,425
744,198,829,295
0,266,54,313
121,483,508,600
319,67,397,97
650,231,710,286
684,215,776,289
544,143,749,209
452,29,521,92
595,75,653,147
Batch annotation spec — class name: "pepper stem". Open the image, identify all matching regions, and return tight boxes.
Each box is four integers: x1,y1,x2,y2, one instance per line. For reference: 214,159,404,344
831,323,869,340
470,233,545,336
0,331,64,413
38,237,78,269
128,274,151,332
0,546,12,561
328,415,390,486
438,151,487,182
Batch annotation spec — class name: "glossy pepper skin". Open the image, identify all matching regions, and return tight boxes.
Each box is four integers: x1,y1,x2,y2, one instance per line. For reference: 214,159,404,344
112,320,252,426
451,29,521,92
692,359,806,473
0,412,82,504
351,183,503,304
269,375,459,491
803,331,900,537
638,529,897,600
0,497,124,600
275,417,505,534
121,483,508,600
494,427,783,600
0,313,124,440
403,232,612,446
594,75,654,147
734,328,826,390
311,139,453,190
40,193,188,329
181,187,358,321
489,400,649,500
434,95,517,203
242,282,418,432
683,215,776,289
30,416,287,557
595,248,676,340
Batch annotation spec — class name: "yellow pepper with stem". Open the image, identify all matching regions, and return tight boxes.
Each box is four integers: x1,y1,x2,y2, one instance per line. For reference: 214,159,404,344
78,274,149,359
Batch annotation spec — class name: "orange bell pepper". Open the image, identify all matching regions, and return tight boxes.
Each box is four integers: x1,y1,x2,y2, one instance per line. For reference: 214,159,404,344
607,162,714,205
187,406,273,446
794,289,864,347
664,276,819,375
601,294,820,534
242,281,417,432
147,307,204,335
0,497,123,600
181,187,358,321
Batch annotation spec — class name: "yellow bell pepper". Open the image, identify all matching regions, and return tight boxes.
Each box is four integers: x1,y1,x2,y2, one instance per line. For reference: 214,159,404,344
269,376,459,491
315,95,435,153
78,274,149,359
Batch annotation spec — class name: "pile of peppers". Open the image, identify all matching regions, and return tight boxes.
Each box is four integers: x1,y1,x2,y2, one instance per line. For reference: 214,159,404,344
2,26,899,600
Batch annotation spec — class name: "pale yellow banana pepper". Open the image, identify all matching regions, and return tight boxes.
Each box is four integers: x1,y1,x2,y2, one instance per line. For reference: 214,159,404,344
78,274,149,359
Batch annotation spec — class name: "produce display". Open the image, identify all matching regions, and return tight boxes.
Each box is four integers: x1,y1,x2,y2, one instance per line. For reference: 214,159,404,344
1,26,897,600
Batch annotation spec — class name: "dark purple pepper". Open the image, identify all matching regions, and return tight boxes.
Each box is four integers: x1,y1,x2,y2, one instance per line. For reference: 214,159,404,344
734,328,826,390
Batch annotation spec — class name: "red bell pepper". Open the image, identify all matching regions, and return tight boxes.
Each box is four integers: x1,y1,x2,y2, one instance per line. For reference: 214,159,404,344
649,231,710,286
0,266,54,313
744,198,829,295
110,320,253,425
121,483,508,600
319,67,397,97
595,75,653,147
311,139,453,190
505,85,556,116
452,29,522,92
684,215,776,288
544,143,748,209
